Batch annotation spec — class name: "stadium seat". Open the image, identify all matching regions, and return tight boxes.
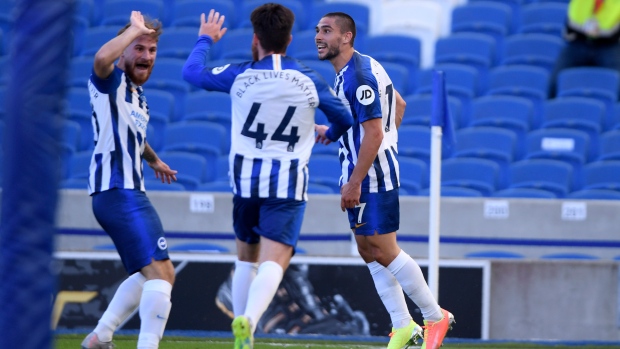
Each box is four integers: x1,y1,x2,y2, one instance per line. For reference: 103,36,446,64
567,189,620,200
143,58,192,121
415,63,478,119
60,177,89,190
69,56,94,87
63,119,82,153
402,94,462,128
599,130,620,161
209,28,254,61
288,30,322,60
541,97,605,160
182,91,232,134
468,95,533,157
196,180,232,193
419,186,484,197
162,122,227,182
540,253,599,260
100,0,164,27
501,33,564,72
492,187,557,199
364,34,421,72
75,0,95,25
380,62,409,95
146,89,175,123
68,151,92,179
465,250,525,259
157,27,205,59
171,0,236,29
580,161,620,191
214,154,229,181
397,126,433,165
169,243,229,253
441,158,500,196
238,0,306,31
309,2,370,34
451,1,512,63
453,126,518,187
0,56,7,87
146,113,168,153
397,157,428,195
72,16,89,57
147,151,207,190
434,33,496,87
311,137,340,156
468,0,522,31
307,182,336,194
518,2,567,37
65,87,94,151
525,128,590,177
485,65,549,128
508,159,573,197
144,179,186,191
557,67,620,131
301,60,336,88
307,154,342,193
81,26,120,56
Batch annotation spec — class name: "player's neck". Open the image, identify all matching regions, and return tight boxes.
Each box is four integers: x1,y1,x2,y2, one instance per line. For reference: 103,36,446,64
331,46,354,73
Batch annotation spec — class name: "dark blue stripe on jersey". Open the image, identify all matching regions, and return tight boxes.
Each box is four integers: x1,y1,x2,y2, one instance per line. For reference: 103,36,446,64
341,131,352,159
137,86,145,110
233,154,243,194
92,110,99,147
109,93,124,188
385,148,399,188
301,165,308,197
250,158,262,197
372,155,386,192
94,153,103,192
335,72,344,96
269,159,280,198
124,75,133,103
288,159,299,199
127,128,141,189
339,151,345,187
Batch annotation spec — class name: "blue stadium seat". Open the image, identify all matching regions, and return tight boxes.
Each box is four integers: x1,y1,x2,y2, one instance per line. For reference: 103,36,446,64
143,58,192,121
402,94,462,128
501,33,564,72
381,62,409,95
81,27,120,56
65,87,94,151
307,182,336,194
288,30,321,60
581,161,620,191
453,126,518,187
146,113,168,153
100,0,164,27
468,96,533,157
441,158,500,196
492,187,557,199
215,154,229,181
311,137,340,156
146,89,175,123
162,122,227,182
76,0,95,25
468,0,522,33
599,130,620,161
508,159,573,197
519,2,567,37
309,2,370,34
540,253,599,260
68,151,92,179
541,97,605,160
451,1,512,62
307,154,342,193
144,179,186,191
63,119,82,153
182,91,232,134
60,177,89,190
485,65,549,128
147,151,207,190
557,67,620,131
415,63,478,119
157,27,205,59
169,243,229,253
466,250,525,259
397,126,433,165
435,33,496,87
301,60,336,87
525,128,590,178
209,28,254,61
398,157,428,195
69,56,94,87
419,186,484,197
196,180,232,193
365,34,421,72
171,0,236,29
567,189,620,200
72,16,89,57
238,0,306,31
0,56,7,87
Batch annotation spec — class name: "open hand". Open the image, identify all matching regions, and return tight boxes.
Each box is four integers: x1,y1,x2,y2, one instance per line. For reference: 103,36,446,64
130,11,155,36
199,9,228,43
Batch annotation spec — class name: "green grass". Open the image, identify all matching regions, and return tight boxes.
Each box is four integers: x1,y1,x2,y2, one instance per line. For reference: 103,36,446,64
55,334,620,349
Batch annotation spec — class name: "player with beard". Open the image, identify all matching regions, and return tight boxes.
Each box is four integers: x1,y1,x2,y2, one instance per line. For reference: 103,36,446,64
81,11,178,349
314,12,454,349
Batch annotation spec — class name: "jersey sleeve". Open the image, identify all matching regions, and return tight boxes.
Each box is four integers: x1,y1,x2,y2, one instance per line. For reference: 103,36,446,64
89,66,122,93
347,67,382,124
182,35,240,93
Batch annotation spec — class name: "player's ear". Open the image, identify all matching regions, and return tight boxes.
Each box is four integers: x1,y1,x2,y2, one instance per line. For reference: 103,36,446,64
287,34,292,46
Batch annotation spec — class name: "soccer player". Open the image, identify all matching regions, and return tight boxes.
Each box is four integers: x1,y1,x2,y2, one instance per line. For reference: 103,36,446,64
314,12,455,349
182,5,353,349
80,11,178,349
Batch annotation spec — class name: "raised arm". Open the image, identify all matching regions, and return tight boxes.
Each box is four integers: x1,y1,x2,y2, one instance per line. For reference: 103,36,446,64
182,10,228,86
93,11,154,79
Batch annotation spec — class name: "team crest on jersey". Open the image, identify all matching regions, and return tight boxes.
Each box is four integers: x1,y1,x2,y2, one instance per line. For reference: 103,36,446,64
212,64,230,75
157,237,168,250
356,85,375,105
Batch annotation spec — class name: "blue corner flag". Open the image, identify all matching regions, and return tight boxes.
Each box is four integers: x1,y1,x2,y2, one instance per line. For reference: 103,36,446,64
430,70,456,152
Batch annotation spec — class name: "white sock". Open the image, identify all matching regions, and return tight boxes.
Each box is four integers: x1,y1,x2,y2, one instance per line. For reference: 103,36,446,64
95,272,146,342
232,260,258,316
367,261,412,329
387,250,443,322
137,279,172,349
243,261,284,333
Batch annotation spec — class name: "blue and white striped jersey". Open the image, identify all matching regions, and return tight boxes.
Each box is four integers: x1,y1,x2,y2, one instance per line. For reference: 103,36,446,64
87,67,149,195
334,51,400,193
183,36,353,201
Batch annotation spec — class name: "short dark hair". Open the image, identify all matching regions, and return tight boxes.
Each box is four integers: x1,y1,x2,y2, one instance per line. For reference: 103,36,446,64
323,12,356,47
117,17,163,42
251,3,294,53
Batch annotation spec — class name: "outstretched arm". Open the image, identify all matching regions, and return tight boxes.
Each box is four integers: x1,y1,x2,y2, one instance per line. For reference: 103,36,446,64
93,11,154,79
143,142,178,184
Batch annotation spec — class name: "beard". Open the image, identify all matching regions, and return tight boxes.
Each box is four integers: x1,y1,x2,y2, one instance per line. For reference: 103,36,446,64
318,44,340,61
124,60,152,86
